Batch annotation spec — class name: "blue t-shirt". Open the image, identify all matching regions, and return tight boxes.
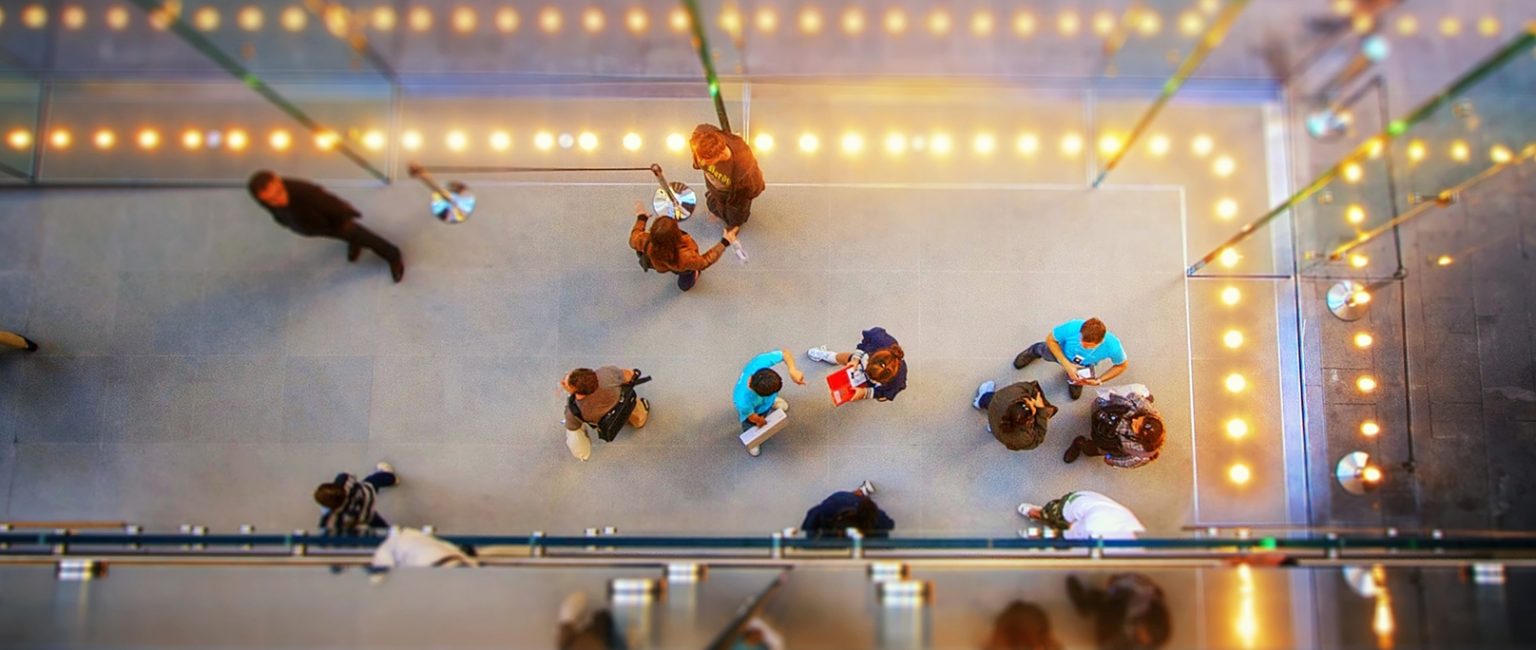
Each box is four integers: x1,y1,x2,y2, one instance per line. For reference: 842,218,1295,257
855,327,907,401
1051,320,1127,368
733,350,785,422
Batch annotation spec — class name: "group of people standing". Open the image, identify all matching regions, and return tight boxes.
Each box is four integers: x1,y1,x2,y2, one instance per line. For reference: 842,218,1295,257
241,123,1171,543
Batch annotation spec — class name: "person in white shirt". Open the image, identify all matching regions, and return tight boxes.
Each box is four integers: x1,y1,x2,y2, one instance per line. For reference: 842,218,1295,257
1017,491,1145,540
369,527,478,569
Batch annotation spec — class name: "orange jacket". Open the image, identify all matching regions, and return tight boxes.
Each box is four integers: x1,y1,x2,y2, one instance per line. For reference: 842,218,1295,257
628,214,726,273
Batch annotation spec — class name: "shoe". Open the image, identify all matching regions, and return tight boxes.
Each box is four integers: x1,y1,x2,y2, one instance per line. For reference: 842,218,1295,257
1017,503,1042,518
973,380,996,410
347,242,362,262
857,480,875,496
389,257,405,283
748,445,761,457
632,398,651,428
773,397,789,413
806,346,838,364
1012,350,1038,369
375,461,398,485
1063,437,1085,464
1068,383,1083,401
22,336,39,352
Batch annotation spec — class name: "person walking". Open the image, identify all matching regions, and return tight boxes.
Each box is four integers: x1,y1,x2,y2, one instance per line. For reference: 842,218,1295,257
0,329,39,352
1017,491,1145,540
690,123,765,229
806,327,908,403
561,366,651,462
733,349,805,456
628,200,738,291
1066,573,1172,649
1064,384,1164,469
314,461,400,536
1013,318,1128,400
972,379,1057,451
799,480,895,539
370,527,478,569
248,170,405,283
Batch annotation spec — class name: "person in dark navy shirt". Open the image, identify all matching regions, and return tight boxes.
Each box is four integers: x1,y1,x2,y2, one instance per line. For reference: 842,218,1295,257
806,327,908,402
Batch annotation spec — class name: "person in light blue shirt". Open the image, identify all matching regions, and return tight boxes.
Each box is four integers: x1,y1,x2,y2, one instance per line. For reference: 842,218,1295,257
733,349,806,455
1013,318,1128,401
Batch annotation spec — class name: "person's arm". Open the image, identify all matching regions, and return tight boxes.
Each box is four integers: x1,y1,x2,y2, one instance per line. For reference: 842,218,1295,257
564,401,584,431
780,349,806,385
1045,333,1083,383
681,233,727,270
1095,361,1129,385
628,203,650,253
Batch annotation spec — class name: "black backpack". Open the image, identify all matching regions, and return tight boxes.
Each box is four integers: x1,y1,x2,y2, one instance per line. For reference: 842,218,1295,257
567,373,652,442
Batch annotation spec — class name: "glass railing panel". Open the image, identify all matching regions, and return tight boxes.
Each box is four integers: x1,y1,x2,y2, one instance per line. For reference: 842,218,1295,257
0,68,38,182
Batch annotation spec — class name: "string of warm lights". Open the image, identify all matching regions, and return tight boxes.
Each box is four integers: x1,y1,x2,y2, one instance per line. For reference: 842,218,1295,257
0,4,1514,40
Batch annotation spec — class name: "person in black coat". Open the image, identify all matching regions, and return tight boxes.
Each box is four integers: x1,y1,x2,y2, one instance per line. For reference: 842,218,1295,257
248,170,405,283
799,480,895,539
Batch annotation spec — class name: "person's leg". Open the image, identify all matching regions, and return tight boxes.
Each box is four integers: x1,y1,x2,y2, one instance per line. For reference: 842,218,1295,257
0,330,38,352
338,221,404,282
363,470,397,489
367,512,389,529
676,270,698,291
705,189,724,223
723,198,753,229
1013,341,1051,369
627,398,650,428
1064,435,1102,463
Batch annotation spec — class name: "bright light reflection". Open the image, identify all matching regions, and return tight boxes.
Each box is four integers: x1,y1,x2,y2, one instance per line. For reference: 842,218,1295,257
798,133,819,153
622,132,642,152
752,132,773,153
1220,286,1241,305
1225,373,1247,393
1225,419,1249,439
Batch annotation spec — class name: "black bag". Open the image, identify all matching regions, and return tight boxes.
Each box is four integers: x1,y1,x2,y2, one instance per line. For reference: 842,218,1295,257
636,249,654,272
568,373,652,443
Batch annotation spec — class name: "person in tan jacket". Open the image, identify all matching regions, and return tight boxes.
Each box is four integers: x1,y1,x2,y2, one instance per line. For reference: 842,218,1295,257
629,200,738,291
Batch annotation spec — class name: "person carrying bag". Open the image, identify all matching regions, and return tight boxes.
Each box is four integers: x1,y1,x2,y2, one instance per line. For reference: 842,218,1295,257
559,367,653,461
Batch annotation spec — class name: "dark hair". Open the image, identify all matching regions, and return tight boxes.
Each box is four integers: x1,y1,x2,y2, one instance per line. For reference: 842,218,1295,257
1136,417,1165,451
820,496,882,537
313,483,345,509
1081,318,1108,345
750,368,782,396
646,216,684,268
567,368,599,396
867,345,904,384
247,169,278,199
985,600,1061,650
690,124,727,160
999,401,1035,433
1134,600,1173,648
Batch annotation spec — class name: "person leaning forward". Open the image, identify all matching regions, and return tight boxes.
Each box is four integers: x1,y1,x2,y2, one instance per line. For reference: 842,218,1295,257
689,124,765,229
1014,317,1128,401
248,170,405,283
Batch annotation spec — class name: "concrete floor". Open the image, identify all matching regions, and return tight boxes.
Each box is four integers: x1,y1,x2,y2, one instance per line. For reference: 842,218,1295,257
0,178,1202,536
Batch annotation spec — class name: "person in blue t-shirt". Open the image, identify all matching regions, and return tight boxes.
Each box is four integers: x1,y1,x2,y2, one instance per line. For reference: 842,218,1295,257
1013,318,1128,400
733,349,806,456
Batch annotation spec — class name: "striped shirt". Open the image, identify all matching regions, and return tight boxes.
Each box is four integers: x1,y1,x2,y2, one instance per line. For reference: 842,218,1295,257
317,473,381,536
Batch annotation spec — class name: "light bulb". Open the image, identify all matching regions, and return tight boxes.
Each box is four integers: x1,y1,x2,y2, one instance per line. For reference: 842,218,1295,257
1225,373,1247,393
1360,421,1381,437
752,133,773,153
1225,419,1249,439
137,129,161,150
1220,286,1241,305
1222,330,1244,349
1356,375,1378,393
798,133,819,153
1354,332,1374,348
1228,463,1252,484
622,132,642,152
666,132,686,152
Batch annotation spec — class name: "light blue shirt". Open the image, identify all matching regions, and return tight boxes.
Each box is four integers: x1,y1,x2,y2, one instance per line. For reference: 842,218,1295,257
1051,320,1127,368
734,350,785,422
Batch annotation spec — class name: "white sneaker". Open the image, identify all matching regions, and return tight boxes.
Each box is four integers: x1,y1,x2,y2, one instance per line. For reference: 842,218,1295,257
748,445,762,457
375,462,396,483
773,397,789,413
806,346,838,364
857,480,875,496
973,380,996,410
1017,503,1042,518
